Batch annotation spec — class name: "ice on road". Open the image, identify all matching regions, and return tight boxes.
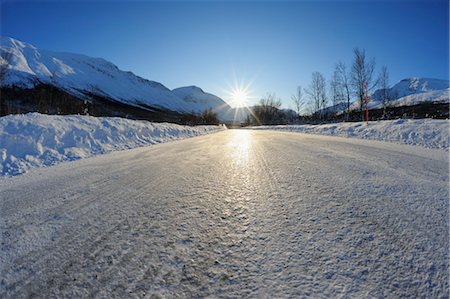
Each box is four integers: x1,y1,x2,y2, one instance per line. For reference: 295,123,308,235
1,130,448,298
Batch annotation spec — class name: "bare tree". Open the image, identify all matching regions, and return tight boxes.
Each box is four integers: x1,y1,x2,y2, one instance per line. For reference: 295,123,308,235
302,94,315,117
305,72,327,120
180,108,219,125
335,62,352,120
378,65,391,118
351,48,376,120
201,108,219,125
291,86,304,120
329,69,343,117
252,92,282,124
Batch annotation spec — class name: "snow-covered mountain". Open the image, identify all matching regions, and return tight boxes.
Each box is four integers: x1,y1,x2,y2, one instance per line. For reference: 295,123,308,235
349,77,449,110
0,37,236,121
387,89,449,108
372,77,449,102
172,86,226,111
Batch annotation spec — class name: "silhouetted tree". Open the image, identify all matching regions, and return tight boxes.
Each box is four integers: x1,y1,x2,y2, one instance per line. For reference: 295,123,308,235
180,108,218,125
252,93,283,124
201,108,219,125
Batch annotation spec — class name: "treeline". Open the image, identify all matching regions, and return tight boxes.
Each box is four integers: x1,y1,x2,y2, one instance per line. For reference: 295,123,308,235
179,108,219,125
1,85,89,116
248,93,297,125
247,47,396,125
0,84,221,125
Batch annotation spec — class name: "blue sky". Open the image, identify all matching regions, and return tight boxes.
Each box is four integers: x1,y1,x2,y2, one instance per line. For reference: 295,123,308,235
2,0,448,109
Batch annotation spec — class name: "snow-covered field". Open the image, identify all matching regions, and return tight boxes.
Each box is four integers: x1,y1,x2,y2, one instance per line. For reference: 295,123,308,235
250,119,449,150
0,113,225,176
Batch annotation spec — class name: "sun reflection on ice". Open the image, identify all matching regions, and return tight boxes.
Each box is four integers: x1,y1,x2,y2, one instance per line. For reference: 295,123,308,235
229,130,251,166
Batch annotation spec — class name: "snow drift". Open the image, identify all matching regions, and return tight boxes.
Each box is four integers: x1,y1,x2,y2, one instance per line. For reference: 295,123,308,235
250,119,449,150
0,113,226,176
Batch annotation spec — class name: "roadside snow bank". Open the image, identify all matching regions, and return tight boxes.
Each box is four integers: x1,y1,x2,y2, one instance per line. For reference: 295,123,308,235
250,119,449,150
0,113,226,176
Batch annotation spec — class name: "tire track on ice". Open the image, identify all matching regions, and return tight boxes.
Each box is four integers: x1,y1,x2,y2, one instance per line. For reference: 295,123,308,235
1,154,172,297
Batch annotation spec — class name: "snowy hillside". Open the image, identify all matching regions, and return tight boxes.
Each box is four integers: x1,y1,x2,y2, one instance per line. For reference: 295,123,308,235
250,119,449,150
0,113,226,176
0,37,233,119
391,88,449,107
349,78,449,110
370,88,449,109
172,86,237,121
372,77,449,102
172,86,225,110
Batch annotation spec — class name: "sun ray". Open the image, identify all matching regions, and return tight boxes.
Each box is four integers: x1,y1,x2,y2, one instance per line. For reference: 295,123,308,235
220,71,261,124
224,78,255,109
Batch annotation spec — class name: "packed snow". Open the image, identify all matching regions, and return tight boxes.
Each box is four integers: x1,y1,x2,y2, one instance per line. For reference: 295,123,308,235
0,37,234,119
249,119,449,150
1,130,447,297
0,113,225,176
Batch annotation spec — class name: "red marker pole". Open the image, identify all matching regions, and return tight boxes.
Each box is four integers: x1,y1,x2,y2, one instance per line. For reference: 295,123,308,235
364,81,369,125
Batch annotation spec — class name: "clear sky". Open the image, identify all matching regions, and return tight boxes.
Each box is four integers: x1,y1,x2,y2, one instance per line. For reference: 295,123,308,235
1,0,448,109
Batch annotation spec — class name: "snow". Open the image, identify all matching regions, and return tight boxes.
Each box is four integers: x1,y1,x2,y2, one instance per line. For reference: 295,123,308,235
376,88,449,108
354,88,450,110
349,78,449,110
0,130,447,297
374,77,449,100
0,113,226,176
0,37,233,117
249,119,449,150
172,86,224,108
172,86,242,121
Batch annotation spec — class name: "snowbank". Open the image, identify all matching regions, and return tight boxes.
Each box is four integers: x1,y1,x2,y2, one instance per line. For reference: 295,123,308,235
0,113,226,176
250,119,449,150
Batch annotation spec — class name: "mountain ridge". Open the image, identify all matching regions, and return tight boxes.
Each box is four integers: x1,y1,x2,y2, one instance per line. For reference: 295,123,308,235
371,77,449,103
0,37,234,121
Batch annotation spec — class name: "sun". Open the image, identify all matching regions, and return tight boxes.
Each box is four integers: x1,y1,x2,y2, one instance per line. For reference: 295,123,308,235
223,74,256,109
230,87,249,108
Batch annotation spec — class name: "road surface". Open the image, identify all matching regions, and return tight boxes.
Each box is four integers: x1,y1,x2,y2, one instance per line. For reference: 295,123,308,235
1,130,448,298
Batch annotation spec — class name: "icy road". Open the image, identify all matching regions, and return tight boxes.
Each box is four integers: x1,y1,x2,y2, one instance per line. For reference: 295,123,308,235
1,130,448,298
